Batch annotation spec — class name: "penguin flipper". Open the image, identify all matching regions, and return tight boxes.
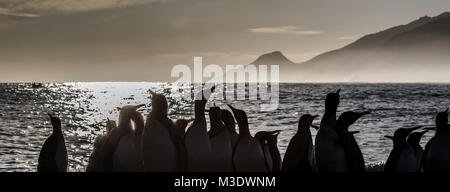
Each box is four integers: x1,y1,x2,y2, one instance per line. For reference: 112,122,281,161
420,137,435,172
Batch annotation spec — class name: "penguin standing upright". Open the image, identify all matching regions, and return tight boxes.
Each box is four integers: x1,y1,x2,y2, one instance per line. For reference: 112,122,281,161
228,104,266,172
86,119,117,172
208,106,233,172
422,108,450,172
221,109,239,149
315,89,346,172
142,90,184,172
282,114,318,172
184,86,215,171
95,105,144,172
113,104,145,171
267,131,281,172
335,111,370,172
384,126,422,173
406,130,428,171
38,114,68,172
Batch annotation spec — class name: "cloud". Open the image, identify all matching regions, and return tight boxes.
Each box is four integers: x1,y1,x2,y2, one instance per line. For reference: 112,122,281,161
248,26,323,35
0,0,163,16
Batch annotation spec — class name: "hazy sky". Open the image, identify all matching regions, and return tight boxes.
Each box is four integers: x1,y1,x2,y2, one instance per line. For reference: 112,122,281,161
0,0,449,82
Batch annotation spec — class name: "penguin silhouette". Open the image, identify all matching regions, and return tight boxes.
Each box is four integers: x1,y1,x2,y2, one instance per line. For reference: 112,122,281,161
38,113,68,172
406,130,428,171
228,104,266,172
282,114,318,172
267,131,281,172
315,89,346,172
335,111,370,172
113,104,145,171
221,109,239,149
143,90,185,171
86,119,117,172
208,106,233,172
384,126,422,172
422,108,450,172
95,105,144,171
184,86,215,171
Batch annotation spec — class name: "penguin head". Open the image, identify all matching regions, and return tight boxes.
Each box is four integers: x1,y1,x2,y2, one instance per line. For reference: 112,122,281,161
149,90,169,118
48,113,62,132
325,89,341,109
118,104,145,121
221,109,236,126
174,118,193,135
435,108,448,128
105,119,117,134
227,104,248,125
337,111,370,130
194,85,215,110
406,130,429,145
298,114,319,131
267,131,280,145
255,130,280,142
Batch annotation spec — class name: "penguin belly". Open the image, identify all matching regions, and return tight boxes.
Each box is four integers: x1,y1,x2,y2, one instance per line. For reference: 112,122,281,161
185,122,212,172
233,138,267,172
113,133,143,172
210,132,233,172
424,136,450,172
395,146,418,172
143,120,178,172
55,139,68,172
315,136,346,172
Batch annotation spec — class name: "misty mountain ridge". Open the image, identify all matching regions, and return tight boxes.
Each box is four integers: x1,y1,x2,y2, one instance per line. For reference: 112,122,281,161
251,12,450,82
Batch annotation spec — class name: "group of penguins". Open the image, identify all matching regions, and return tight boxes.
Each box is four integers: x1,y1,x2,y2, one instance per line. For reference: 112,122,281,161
37,87,450,172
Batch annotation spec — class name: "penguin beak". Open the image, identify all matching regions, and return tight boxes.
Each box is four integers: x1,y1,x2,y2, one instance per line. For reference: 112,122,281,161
349,131,360,135
336,89,341,94
134,104,145,110
312,115,319,119
269,130,281,135
148,89,157,97
423,127,436,131
384,135,394,140
445,108,449,113
310,124,320,130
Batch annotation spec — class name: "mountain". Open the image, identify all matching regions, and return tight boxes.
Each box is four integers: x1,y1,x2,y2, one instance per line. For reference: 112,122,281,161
269,12,450,82
250,51,295,66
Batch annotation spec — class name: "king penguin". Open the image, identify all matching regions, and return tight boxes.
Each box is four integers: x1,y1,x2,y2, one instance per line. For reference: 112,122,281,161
142,90,184,171
384,126,422,172
184,86,215,171
86,119,117,172
113,104,145,171
422,108,450,172
228,104,267,172
282,114,318,172
406,129,428,171
267,131,282,172
315,89,347,172
208,106,233,172
38,113,68,172
335,111,370,172
221,109,239,150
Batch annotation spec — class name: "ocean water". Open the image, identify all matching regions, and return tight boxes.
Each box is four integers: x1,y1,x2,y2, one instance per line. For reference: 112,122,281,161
0,82,448,172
